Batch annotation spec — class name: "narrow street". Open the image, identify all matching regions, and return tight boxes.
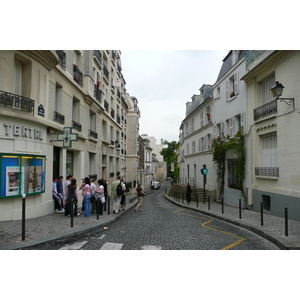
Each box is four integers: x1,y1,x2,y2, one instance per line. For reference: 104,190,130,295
23,185,279,250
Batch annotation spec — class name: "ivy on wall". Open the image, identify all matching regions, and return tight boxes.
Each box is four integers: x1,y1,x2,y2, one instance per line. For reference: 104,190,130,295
212,129,247,199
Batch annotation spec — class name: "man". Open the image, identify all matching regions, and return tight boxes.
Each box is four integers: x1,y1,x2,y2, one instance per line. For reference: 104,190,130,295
52,177,64,213
111,175,122,214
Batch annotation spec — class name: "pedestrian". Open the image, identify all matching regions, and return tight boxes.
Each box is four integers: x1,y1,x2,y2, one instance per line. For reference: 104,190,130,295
82,177,92,217
134,183,144,212
65,178,79,217
90,178,97,214
65,174,73,191
94,179,105,215
101,178,111,211
52,177,64,213
111,175,122,214
186,183,192,204
119,179,126,211
57,176,65,208
79,178,85,214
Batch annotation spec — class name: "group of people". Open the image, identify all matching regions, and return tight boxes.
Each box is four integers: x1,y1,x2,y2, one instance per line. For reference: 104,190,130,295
52,175,112,217
53,174,146,216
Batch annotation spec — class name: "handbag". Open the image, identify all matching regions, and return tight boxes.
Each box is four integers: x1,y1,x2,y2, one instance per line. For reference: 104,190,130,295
101,196,105,203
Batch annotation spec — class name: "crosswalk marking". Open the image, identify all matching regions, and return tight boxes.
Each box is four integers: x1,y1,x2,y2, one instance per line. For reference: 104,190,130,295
59,240,88,250
140,245,162,250
98,234,106,239
99,242,123,250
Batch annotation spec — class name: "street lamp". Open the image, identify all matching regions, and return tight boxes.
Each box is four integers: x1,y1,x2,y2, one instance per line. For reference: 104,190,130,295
271,81,295,109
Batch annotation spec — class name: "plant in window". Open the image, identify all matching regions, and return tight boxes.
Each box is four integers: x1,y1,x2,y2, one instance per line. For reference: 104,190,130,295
230,91,235,98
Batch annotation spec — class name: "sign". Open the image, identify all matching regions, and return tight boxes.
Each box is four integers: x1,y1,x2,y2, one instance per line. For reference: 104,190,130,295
201,168,208,176
38,104,44,117
56,127,78,148
112,80,121,87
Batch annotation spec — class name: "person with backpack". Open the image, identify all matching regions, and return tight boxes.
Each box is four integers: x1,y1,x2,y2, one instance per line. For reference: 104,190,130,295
111,175,123,214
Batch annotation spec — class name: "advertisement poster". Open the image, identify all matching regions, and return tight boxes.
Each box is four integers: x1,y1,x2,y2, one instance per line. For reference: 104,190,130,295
28,166,43,193
6,166,24,196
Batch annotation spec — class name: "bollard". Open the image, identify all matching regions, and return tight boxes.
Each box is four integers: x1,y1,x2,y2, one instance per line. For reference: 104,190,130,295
96,199,99,220
70,199,74,228
196,193,199,207
108,196,110,215
178,192,180,203
182,192,184,204
208,195,210,210
22,194,26,241
285,208,288,236
260,202,263,226
222,197,224,214
239,199,242,219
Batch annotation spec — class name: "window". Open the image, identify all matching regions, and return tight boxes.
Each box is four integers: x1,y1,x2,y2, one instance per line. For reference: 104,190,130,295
186,143,189,155
262,133,277,167
261,74,275,105
72,98,80,123
262,195,271,211
0,154,45,198
226,72,239,99
227,159,241,189
55,84,62,113
200,112,204,127
192,141,195,154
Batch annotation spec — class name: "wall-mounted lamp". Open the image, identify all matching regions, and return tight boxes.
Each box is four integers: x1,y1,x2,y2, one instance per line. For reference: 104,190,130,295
271,81,295,109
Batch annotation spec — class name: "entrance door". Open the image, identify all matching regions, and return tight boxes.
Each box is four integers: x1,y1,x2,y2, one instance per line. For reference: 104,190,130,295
53,147,60,179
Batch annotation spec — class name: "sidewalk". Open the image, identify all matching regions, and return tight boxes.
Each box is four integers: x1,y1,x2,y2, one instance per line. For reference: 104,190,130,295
0,194,139,250
164,193,300,250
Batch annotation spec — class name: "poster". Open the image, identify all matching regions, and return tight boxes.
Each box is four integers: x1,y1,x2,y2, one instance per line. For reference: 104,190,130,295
28,166,43,193
6,166,24,196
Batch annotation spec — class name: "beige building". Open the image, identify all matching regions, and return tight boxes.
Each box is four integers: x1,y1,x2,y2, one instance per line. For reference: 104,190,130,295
0,50,140,221
242,50,300,221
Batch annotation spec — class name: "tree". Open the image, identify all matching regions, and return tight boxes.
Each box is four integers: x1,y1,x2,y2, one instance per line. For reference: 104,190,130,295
160,140,179,180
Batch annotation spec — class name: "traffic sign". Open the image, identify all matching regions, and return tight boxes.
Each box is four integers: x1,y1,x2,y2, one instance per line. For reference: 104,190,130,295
201,168,208,176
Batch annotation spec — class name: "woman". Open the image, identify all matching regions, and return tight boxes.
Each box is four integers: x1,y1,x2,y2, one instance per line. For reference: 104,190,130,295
134,183,144,212
101,178,111,211
186,183,192,204
65,178,79,216
94,179,105,215
90,178,97,214
83,177,92,217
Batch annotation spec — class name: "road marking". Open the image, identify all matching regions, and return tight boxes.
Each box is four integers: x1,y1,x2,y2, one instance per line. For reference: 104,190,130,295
98,234,106,239
174,210,247,250
59,240,88,250
99,242,123,250
140,245,162,250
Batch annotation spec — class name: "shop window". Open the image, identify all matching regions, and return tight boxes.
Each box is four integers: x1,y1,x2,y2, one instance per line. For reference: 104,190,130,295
0,154,45,198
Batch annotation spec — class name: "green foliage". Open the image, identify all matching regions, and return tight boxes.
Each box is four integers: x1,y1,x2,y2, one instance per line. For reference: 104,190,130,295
212,129,247,199
160,140,179,179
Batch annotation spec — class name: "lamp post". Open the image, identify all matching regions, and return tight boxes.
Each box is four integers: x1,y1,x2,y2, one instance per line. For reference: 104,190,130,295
271,81,295,109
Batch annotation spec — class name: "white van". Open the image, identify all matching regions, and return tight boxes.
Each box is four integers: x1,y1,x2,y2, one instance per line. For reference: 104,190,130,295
152,181,160,190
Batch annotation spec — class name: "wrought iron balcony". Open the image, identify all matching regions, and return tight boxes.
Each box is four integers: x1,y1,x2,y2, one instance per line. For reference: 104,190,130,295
56,50,66,70
73,64,83,87
89,129,98,139
254,99,277,121
111,108,115,119
94,84,102,103
0,90,34,113
53,111,65,124
117,115,120,124
72,120,82,132
255,167,279,177
103,64,109,80
104,100,109,111
93,50,102,65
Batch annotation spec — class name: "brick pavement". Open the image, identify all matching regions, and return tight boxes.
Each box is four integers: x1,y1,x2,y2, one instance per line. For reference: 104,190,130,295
164,194,300,250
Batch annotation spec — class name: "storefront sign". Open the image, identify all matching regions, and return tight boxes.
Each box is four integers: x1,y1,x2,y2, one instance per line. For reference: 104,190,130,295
3,123,44,140
56,127,78,148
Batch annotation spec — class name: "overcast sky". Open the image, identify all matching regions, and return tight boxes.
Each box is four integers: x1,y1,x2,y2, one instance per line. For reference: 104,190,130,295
121,50,229,144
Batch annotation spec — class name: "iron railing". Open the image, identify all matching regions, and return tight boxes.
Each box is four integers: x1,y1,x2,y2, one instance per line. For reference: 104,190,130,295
72,120,82,132
73,64,83,87
56,50,66,70
94,84,102,103
255,167,279,177
103,64,109,80
254,99,277,121
104,100,109,111
0,90,34,113
93,50,102,65
53,111,65,124
89,129,98,139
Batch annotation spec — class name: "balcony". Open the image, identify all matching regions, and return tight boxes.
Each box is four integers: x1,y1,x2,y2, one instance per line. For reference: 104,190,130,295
53,111,65,124
104,100,109,112
56,50,66,70
110,108,115,119
89,129,98,139
73,64,83,87
117,115,121,124
103,64,109,81
254,99,277,121
0,90,35,114
72,120,82,132
93,50,102,65
255,167,279,177
94,84,102,103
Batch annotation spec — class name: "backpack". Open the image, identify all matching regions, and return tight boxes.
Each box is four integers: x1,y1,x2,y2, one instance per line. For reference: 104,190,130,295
116,181,123,196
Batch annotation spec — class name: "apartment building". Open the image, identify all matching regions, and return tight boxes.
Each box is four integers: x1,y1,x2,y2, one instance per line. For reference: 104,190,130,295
0,50,140,221
179,84,216,197
242,50,300,221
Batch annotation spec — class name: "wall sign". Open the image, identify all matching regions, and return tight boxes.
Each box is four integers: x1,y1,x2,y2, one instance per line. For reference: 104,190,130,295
56,127,78,148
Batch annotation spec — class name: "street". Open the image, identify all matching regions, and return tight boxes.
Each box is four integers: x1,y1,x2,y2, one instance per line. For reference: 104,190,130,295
23,185,280,250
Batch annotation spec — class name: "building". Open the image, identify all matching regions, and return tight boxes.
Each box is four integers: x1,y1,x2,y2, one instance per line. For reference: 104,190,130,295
242,50,300,221
213,50,248,205
179,84,215,197
0,50,140,221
